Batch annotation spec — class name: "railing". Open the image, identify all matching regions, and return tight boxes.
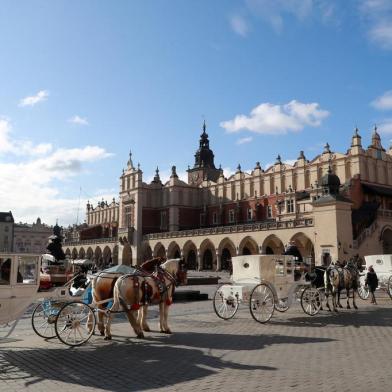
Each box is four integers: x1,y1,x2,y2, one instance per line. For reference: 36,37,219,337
143,218,314,241
377,209,392,219
64,237,117,246
353,209,392,249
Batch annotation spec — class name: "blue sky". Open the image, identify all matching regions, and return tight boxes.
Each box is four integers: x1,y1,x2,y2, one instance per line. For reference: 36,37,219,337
1,0,392,225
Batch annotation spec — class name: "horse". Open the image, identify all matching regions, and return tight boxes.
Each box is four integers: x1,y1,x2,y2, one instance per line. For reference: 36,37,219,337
103,258,187,340
324,258,363,312
340,257,364,309
90,257,165,337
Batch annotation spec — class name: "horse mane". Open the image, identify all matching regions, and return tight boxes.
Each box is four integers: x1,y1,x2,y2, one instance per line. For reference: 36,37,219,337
140,257,165,273
161,258,182,274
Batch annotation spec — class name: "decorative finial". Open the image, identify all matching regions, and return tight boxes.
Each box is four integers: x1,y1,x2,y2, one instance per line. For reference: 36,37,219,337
203,119,206,134
153,166,161,182
236,163,241,172
275,155,282,164
171,165,178,178
255,161,261,169
127,149,134,169
298,150,305,160
323,143,331,154
137,162,140,170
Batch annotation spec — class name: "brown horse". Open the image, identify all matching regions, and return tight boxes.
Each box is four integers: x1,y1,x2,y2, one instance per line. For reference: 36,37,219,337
324,258,363,311
90,257,165,337
103,258,187,340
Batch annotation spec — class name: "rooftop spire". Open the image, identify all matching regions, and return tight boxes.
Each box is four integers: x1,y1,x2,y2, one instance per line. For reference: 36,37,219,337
127,149,134,169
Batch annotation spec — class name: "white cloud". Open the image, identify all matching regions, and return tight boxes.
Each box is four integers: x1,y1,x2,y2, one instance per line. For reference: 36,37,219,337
19,90,49,107
0,117,53,156
230,15,250,37
68,115,89,126
360,0,392,49
372,90,392,110
237,136,253,144
378,119,392,134
220,100,329,135
245,0,313,32
0,117,13,153
0,123,113,225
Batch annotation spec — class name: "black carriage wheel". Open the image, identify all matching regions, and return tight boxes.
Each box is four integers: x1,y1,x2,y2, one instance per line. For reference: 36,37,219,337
300,287,321,316
249,283,275,324
55,301,96,347
31,302,57,339
213,285,239,320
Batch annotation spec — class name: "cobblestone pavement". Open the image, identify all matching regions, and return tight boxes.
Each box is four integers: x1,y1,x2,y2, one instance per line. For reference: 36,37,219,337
1,283,392,392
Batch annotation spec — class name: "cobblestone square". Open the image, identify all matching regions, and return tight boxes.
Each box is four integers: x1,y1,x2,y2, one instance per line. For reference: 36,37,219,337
1,283,391,392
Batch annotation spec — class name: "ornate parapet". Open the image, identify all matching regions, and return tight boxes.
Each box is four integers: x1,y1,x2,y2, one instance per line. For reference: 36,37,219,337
143,218,314,241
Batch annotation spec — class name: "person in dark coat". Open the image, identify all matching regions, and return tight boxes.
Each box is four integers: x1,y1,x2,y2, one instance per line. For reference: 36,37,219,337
365,266,378,305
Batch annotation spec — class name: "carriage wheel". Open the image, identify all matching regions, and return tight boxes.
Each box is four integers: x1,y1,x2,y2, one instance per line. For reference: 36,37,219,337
55,302,96,346
249,283,275,324
31,302,57,339
387,276,392,300
274,298,289,313
213,285,239,320
358,282,370,300
300,287,321,316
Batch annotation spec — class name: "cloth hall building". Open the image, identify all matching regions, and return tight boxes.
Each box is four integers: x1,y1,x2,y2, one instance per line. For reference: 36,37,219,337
64,123,392,270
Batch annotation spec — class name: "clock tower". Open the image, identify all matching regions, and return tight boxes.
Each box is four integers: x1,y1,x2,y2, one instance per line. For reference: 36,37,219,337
187,121,222,185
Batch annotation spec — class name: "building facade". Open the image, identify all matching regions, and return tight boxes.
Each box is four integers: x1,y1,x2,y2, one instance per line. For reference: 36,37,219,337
0,211,14,252
64,123,392,270
13,217,53,254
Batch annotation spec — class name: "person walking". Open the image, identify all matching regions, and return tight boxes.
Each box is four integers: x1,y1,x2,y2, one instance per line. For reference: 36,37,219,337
365,266,378,305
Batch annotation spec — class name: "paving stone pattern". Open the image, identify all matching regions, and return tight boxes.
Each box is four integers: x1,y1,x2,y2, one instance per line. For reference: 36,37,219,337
1,283,391,392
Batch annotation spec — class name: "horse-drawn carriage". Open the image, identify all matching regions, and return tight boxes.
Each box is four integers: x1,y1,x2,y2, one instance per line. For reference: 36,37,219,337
213,255,321,323
1,253,187,346
358,255,392,300
0,252,96,346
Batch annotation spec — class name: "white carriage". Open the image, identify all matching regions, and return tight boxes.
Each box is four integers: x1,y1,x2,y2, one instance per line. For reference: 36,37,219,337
358,255,392,300
0,253,96,346
213,255,321,323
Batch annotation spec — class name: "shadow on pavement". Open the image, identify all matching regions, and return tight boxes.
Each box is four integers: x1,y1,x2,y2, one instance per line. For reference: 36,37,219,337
0,331,336,392
147,331,335,351
270,305,392,328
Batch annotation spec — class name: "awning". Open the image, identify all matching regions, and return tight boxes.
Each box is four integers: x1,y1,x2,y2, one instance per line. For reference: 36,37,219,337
362,182,392,197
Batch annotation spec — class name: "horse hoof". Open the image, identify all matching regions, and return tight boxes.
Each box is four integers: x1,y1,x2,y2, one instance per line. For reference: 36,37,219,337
354,305,358,310
104,336,112,341
164,330,172,335
100,331,105,336
136,333,144,339
143,327,151,332
334,309,339,313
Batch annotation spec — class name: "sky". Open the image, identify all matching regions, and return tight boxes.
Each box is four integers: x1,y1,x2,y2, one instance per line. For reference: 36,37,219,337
1,0,392,226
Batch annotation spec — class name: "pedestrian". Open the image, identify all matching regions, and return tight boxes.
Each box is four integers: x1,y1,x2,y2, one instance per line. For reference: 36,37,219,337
365,265,378,305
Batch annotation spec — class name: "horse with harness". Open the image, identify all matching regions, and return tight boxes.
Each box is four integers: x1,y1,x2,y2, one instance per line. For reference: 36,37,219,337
90,257,187,340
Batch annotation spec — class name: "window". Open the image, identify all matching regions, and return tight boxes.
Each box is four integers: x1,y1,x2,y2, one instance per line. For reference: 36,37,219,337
160,211,167,230
247,208,253,221
286,199,295,213
212,212,218,225
267,205,273,218
228,209,235,223
200,213,206,226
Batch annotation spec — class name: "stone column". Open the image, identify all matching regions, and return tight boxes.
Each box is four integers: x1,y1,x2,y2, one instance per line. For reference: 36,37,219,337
197,250,202,271
215,250,221,271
